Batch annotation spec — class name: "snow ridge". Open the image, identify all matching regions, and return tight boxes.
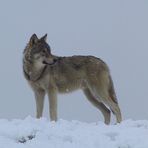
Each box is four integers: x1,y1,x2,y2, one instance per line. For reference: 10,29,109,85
0,117,148,148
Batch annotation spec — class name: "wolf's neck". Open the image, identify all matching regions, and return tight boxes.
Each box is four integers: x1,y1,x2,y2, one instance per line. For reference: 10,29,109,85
23,59,46,82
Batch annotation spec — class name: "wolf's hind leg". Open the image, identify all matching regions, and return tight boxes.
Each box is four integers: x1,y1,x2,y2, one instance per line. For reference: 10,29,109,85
108,100,122,123
34,89,45,118
83,88,111,124
92,87,122,123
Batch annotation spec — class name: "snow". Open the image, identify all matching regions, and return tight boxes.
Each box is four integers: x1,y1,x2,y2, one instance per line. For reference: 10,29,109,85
0,117,148,148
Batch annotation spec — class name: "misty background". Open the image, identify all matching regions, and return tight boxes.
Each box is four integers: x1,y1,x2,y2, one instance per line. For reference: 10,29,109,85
0,0,147,122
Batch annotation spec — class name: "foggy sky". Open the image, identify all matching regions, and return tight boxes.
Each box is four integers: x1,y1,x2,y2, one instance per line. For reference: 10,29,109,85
0,0,147,122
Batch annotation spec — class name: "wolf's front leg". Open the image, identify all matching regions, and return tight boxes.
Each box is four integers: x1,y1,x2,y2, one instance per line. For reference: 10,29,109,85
47,88,58,121
34,89,45,118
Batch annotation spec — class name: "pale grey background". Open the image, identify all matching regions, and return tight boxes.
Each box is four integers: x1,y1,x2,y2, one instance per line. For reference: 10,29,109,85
0,0,147,122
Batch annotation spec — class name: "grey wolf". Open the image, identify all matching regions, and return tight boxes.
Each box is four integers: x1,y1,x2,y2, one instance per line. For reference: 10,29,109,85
23,34,122,124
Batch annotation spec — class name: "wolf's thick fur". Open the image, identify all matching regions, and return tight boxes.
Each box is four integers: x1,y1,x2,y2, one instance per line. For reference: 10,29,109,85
23,34,122,124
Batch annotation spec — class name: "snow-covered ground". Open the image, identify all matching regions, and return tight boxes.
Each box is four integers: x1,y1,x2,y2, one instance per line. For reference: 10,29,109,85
0,117,148,148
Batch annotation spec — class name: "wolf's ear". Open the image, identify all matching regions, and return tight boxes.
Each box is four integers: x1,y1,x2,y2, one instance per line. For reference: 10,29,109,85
29,34,38,46
40,33,47,41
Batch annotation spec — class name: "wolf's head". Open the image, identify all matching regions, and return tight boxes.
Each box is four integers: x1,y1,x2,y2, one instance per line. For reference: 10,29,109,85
24,34,57,67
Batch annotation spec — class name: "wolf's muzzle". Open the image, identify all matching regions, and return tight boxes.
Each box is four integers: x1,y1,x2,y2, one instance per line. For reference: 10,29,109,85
43,58,57,65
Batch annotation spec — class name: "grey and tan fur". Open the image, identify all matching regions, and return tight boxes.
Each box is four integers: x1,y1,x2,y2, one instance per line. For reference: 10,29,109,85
23,34,122,124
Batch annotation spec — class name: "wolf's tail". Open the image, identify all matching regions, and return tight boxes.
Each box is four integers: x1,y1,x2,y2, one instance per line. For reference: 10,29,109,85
108,75,118,104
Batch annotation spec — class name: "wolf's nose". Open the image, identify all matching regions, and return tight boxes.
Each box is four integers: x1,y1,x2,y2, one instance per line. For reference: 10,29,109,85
53,59,57,63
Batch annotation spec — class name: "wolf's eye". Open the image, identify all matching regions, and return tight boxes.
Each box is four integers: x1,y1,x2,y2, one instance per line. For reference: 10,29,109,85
42,50,46,53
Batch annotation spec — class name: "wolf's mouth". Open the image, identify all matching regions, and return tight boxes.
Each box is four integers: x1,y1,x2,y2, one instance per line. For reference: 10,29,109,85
43,59,58,65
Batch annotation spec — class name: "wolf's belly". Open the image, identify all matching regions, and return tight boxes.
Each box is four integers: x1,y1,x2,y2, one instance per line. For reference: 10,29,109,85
56,79,85,93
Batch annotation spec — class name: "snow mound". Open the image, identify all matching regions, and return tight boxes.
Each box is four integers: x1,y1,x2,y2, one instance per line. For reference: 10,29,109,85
0,117,148,148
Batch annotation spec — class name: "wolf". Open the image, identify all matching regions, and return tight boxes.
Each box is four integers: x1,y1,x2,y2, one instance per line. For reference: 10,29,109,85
23,34,122,124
